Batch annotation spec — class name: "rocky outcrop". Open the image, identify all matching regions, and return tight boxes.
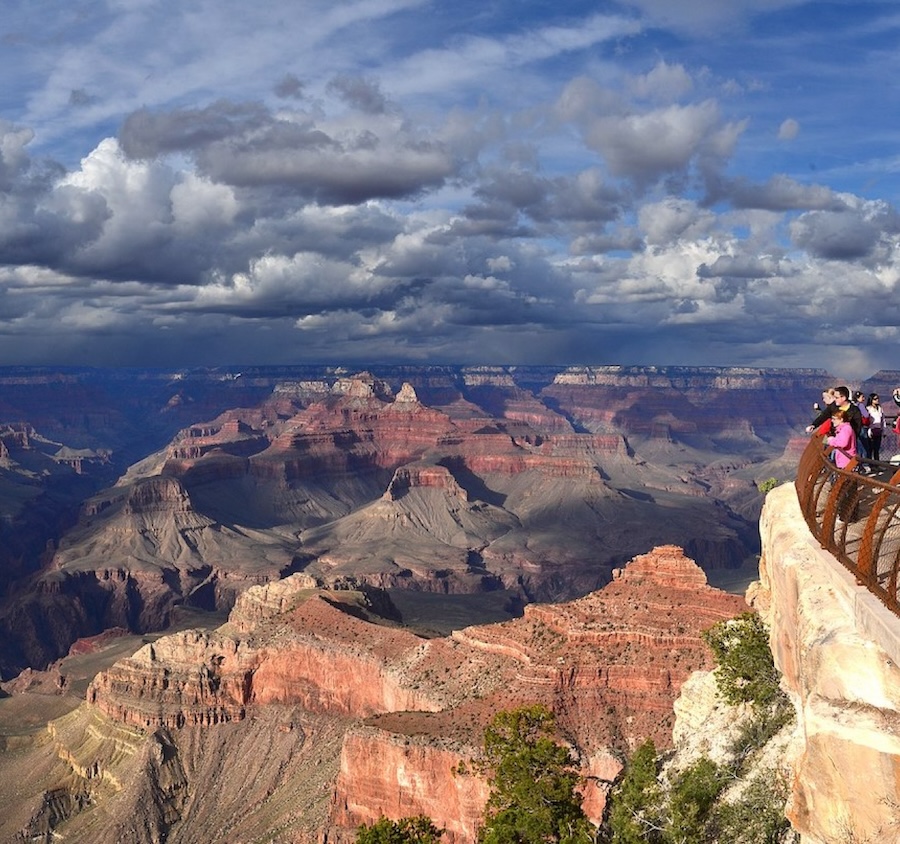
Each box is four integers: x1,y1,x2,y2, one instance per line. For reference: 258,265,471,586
326,546,747,840
35,546,747,842
329,728,491,842
2,364,827,676
755,484,900,843
87,593,442,730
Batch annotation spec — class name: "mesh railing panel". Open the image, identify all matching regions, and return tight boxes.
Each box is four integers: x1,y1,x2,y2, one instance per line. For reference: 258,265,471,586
795,436,900,615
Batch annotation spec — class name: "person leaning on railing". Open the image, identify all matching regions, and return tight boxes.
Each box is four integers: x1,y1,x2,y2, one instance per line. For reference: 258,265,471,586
807,385,862,443
823,405,859,523
823,406,857,469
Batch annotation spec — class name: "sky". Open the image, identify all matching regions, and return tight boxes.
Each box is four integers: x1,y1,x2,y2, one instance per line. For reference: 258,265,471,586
1,0,900,377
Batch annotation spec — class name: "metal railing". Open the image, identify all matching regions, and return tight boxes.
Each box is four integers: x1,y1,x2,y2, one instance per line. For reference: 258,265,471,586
796,436,900,616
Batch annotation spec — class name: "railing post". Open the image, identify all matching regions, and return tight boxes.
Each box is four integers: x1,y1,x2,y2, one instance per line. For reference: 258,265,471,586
796,442,900,617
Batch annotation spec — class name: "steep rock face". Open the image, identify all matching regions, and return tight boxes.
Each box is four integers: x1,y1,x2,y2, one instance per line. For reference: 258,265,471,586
326,546,748,840
30,546,750,843
756,484,900,844
329,728,491,843
88,595,442,730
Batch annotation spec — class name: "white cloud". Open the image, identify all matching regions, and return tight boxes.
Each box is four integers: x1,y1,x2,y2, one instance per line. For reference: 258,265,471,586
627,61,694,102
585,100,724,183
778,118,800,140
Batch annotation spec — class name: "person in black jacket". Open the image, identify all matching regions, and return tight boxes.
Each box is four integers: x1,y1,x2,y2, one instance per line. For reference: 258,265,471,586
809,386,862,439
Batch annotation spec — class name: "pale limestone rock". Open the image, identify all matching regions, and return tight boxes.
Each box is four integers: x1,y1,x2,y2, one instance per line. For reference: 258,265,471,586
394,382,419,404
670,670,752,767
757,483,900,844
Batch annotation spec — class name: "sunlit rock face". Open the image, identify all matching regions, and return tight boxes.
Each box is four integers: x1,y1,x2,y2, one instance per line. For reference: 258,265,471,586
324,545,746,841
756,484,900,844
4,365,794,675
56,546,746,843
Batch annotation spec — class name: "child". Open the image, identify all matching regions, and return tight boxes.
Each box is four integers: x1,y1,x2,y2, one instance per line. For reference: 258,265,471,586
824,407,856,469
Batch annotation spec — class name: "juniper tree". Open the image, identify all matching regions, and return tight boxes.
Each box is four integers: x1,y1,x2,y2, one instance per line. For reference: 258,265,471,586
476,704,596,844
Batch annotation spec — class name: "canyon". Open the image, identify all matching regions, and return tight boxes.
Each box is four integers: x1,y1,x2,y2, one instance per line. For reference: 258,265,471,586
2,364,899,842
0,363,842,676
0,545,747,842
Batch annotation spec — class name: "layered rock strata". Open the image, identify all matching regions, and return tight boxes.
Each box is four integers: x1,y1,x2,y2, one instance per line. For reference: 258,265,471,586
29,545,749,842
2,363,829,677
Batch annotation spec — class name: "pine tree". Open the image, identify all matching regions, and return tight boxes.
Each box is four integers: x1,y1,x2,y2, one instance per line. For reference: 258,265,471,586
476,704,596,844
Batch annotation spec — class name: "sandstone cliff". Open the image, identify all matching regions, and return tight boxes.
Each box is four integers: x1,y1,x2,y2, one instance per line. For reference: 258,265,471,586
0,545,747,842
755,483,900,843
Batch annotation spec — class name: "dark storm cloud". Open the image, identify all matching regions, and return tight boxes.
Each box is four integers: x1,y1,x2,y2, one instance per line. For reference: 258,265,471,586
118,99,457,205
697,255,783,279
469,167,624,230
790,209,882,261
711,174,845,212
119,102,271,160
326,75,389,114
0,122,110,268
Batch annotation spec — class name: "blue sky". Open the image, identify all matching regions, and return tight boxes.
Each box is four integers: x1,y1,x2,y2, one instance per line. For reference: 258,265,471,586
1,0,899,377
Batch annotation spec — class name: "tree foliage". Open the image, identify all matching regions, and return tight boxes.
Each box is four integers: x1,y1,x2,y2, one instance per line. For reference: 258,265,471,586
357,815,444,844
757,478,779,494
666,758,729,843
701,612,784,708
712,770,795,844
604,739,663,844
476,704,596,844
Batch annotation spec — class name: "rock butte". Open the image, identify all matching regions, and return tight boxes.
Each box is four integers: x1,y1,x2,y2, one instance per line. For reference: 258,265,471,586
29,545,749,843
2,366,793,675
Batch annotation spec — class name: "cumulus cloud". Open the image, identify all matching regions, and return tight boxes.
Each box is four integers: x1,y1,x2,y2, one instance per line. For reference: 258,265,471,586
0,0,899,375
582,100,742,187
790,208,882,261
627,61,694,102
119,99,459,204
778,118,799,140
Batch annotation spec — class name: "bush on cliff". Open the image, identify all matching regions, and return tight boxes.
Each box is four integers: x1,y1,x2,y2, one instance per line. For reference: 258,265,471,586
701,612,783,709
604,739,663,844
602,612,797,843
475,704,596,844
356,815,444,843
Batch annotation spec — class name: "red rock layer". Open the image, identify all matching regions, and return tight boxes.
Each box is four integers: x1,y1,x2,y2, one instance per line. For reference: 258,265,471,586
84,545,747,841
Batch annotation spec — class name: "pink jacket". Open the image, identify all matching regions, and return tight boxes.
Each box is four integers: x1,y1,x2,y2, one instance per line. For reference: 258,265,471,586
826,421,856,468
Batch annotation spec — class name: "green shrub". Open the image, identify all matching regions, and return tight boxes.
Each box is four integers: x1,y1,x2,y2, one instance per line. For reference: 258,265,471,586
604,739,663,844
702,613,784,709
712,770,796,844
476,705,596,844
667,758,729,842
357,816,444,843
757,478,779,494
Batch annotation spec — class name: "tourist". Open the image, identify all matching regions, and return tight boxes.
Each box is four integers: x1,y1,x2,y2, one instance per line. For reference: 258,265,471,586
824,406,857,469
807,388,837,434
855,391,872,460
867,394,884,462
809,386,862,440
825,405,859,523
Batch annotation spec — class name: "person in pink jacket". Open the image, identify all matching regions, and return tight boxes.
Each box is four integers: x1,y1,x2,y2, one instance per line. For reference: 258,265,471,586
824,407,857,469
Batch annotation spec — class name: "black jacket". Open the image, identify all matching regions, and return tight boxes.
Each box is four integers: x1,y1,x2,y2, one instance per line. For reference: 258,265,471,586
811,401,862,436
